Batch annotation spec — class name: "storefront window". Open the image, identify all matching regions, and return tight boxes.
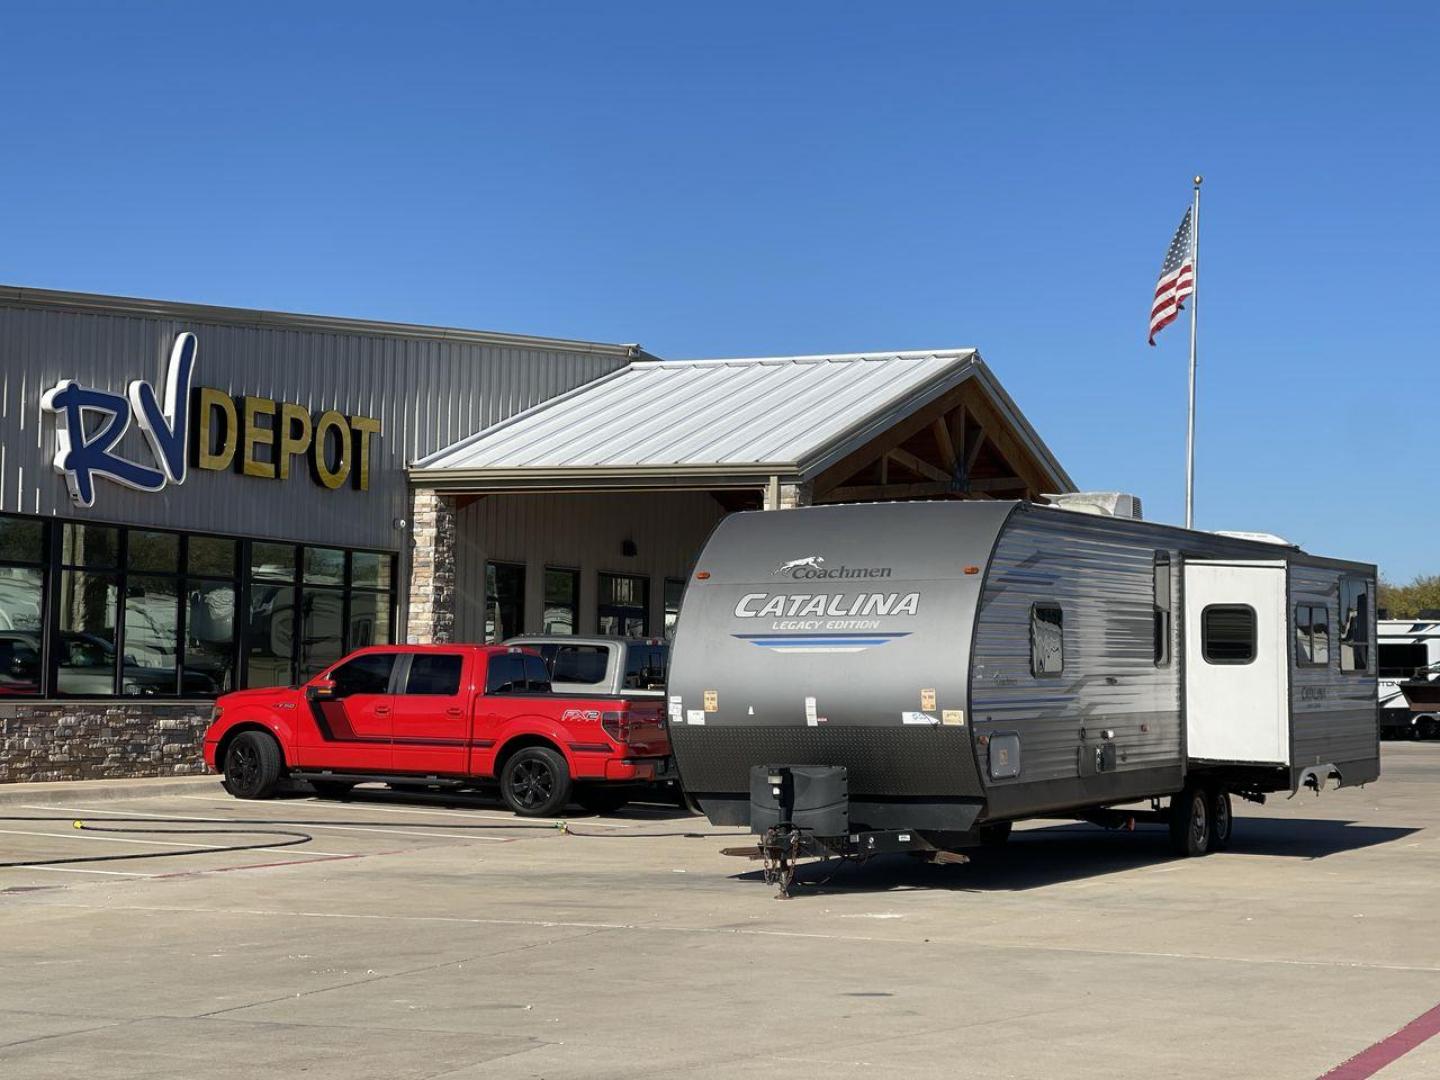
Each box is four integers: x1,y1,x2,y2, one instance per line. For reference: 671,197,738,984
0,517,45,695
543,568,579,635
485,562,526,642
0,513,395,698
598,573,649,638
57,570,119,695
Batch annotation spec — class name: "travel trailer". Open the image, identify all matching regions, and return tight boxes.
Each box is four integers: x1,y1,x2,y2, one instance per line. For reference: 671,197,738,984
667,497,1379,883
1378,617,1440,739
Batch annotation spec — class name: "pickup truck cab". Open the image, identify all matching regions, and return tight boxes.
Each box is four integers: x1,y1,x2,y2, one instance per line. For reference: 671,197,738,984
203,644,670,816
503,635,668,698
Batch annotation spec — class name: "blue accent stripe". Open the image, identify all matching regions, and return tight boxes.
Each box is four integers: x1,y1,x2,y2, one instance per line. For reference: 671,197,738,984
733,632,911,640
732,631,911,650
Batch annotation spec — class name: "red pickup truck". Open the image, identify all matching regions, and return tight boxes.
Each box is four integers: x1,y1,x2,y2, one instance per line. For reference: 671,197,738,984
203,644,670,816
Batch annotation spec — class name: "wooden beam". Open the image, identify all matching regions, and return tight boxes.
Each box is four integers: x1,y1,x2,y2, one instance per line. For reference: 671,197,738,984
819,481,955,503
887,447,950,484
957,383,1052,497
964,425,987,472
932,418,958,472
967,475,1025,492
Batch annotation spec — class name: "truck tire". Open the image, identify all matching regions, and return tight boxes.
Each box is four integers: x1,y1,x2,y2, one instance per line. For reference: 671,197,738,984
1168,785,1212,857
576,786,630,815
222,731,283,800
500,746,573,817
1209,787,1233,851
310,780,355,800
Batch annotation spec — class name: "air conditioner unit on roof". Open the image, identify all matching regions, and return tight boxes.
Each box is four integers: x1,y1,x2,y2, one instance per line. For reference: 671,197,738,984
1040,492,1143,520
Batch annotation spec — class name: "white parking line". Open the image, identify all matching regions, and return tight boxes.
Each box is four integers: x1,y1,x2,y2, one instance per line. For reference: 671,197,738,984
3,865,158,877
173,794,633,828
22,805,516,842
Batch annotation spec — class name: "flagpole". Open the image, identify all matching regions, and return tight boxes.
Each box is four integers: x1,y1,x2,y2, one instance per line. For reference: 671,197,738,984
1185,175,1202,529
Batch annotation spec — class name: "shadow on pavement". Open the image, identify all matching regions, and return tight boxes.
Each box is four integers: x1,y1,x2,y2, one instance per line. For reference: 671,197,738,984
282,780,700,821
733,816,1422,895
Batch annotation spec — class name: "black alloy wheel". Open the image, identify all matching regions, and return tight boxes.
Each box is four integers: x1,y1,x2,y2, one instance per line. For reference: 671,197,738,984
500,746,572,817
222,731,282,800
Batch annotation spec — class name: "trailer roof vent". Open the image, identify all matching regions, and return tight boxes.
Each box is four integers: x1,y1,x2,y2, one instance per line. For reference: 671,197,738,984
1212,530,1297,547
1040,492,1143,520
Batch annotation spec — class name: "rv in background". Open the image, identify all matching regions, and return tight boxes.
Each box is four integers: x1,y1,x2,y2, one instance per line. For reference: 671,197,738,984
1378,616,1440,739
668,494,1380,878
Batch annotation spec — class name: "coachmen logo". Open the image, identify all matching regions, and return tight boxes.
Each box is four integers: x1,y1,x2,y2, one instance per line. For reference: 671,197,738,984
40,333,382,508
771,554,892,579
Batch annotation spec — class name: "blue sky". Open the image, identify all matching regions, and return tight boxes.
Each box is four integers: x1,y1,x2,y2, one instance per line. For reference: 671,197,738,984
3,2,1435,578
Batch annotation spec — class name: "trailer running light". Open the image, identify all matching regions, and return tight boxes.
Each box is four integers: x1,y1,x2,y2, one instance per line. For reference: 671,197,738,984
695,571,711,580
963,565,980,575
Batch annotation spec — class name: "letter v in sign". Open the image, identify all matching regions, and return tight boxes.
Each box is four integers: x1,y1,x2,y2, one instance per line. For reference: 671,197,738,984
128,332,196,484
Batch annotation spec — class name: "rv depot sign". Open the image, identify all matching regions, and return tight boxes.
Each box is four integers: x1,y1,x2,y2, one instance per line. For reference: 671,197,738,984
40,332,382,508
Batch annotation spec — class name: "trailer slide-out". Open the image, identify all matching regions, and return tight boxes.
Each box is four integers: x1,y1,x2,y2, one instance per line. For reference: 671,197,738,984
666,499,1379,891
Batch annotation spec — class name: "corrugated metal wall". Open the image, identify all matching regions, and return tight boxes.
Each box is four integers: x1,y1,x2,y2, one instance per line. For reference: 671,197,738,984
971,510,1184,789
453,491,727,640
0,294,631,551
1289,562,1379,768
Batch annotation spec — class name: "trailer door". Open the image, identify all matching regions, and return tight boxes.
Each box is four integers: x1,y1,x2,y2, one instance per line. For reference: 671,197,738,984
1183,560,1289,765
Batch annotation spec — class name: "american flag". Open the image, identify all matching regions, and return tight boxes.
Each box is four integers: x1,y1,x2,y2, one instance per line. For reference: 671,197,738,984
1149,206,1195,345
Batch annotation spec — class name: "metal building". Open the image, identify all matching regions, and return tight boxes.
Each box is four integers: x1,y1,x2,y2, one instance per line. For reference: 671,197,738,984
0,285,1071,782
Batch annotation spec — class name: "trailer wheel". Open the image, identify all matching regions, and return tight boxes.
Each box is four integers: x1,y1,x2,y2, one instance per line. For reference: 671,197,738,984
1168,786,1212,857
1208,788,1233,851
221,731,282,800
1420,717,1439,741
500,746,572,817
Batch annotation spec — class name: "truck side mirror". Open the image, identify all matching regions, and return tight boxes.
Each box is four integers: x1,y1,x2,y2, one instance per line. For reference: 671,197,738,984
307,678,338,702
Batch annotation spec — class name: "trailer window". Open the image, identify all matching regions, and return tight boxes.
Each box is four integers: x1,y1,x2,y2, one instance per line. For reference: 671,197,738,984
1294,605,1329,667
1202,605,1256,664
1030,605,1064,676
1339,578,1372,673
1153,553,1172,666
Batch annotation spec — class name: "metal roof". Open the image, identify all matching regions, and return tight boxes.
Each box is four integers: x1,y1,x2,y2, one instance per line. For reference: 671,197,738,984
411,348,1073,492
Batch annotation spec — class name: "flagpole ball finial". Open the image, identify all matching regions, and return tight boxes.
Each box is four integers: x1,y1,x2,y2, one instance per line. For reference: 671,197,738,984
1194,174,1203,186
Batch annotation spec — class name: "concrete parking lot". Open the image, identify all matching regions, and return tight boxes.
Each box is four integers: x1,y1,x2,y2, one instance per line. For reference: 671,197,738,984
3,745,1439,1080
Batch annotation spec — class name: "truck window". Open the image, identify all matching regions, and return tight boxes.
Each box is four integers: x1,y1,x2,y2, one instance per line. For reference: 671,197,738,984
552,645,608,684
405,654,462,695
330,652,396,697
1030,605,1063,676
623,643,669,689
522,655,553,692
485,654,526,695
1203,605,1256,664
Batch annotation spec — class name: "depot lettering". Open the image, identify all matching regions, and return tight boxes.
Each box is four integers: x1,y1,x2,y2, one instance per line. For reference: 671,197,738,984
193,388,381,491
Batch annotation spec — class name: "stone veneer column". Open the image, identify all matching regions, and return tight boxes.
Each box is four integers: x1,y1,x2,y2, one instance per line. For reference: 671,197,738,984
406,487,457,644
764,479,812,510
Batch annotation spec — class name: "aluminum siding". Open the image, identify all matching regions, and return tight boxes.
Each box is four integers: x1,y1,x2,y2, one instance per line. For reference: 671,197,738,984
0,299,628,550
1288,561,1380,772
971,508,1183,792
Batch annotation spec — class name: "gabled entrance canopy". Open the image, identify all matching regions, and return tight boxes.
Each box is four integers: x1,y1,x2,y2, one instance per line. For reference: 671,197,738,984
409,348,1073,505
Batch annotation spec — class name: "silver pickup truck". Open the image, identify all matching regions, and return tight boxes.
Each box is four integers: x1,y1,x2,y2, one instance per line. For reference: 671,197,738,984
502,635,669,698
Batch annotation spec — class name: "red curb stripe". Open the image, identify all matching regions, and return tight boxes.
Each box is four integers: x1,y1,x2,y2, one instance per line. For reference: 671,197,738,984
1319,1001,1440,1079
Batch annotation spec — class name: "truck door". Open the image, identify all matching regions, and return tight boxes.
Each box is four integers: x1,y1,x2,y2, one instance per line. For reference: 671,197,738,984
1183,560,1289,765
300,650,397,770
391,651,470,776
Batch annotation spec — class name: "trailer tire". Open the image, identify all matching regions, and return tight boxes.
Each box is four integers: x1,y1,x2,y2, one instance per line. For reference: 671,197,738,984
500,746,572,817
1168,786,1212,857
1208,788,1233,851
222,731,283,800
1420,717,1439,741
